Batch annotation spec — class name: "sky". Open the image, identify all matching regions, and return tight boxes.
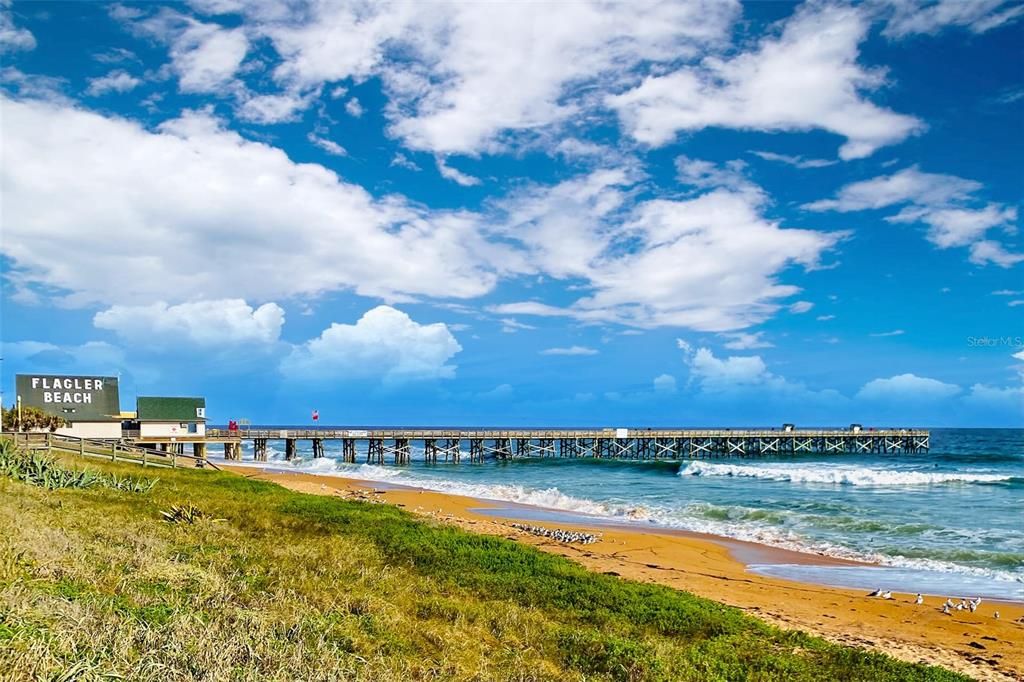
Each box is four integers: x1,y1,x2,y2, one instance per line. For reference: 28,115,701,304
1,0,1022,428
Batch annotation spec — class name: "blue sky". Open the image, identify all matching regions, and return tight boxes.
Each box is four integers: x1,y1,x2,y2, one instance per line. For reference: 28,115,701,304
1,0,1022,427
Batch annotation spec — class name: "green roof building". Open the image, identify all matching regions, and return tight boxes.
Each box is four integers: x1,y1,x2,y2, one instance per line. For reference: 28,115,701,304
136,397,206,438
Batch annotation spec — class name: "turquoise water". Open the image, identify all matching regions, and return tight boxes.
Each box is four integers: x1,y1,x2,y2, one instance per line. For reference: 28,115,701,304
219,428,1024,600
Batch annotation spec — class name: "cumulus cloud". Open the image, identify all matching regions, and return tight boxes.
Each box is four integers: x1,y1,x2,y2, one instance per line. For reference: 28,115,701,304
653,373,677,393
1,96,512,307
806,166,1020,266
788,301,814,314
540,346,599,356
86,69,142,96
608,4,922,159
856,373,961,401
93,299,284,346
125,8,248,94
0,1,35,54
281,306,462,383
492,167,843,330
164,0,737,153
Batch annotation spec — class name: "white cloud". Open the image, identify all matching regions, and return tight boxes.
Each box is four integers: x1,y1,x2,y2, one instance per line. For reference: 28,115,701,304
789,300,814,314
721,331,773,350
281,306,462,383
686,346,774,392
1,96,512,307
126,9,248,94
675,156,756,193
391,153,421,171
856,373,961,401
307,133,347,156
0,1,35,54
817,314,836,321
969,240,1024,268
804,166,980,211
749,150,837,169
86,69,142,96
806,166,1020,266
3,340,126,375
188,0,736,153
1012,350,1024,361
492,168,843,331
500,318,536,334
993,289,1022,296
888,204,1017,249
237,88,319,124
345,97,363,118
94,299,284,346
1008,300,1024,307
653,373,677,393
608,4,922,159
435,156,482,186
870,329,905,337
881,0,1024,38
540,345,599,356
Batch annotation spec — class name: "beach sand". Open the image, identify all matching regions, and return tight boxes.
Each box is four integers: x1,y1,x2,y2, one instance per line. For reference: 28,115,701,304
223,465,1024,682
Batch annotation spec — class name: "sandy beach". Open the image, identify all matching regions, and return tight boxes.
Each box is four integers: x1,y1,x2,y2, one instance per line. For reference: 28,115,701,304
223,465,1024,682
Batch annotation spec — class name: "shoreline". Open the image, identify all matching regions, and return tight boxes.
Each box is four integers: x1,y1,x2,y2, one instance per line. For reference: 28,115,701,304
223,464,1024,682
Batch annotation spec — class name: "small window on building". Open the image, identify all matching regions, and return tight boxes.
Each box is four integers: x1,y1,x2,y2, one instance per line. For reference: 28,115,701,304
188,423,198,434
196,407,206,418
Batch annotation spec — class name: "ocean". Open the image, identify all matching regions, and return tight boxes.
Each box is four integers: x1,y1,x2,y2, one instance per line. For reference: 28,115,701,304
216,427,1024,600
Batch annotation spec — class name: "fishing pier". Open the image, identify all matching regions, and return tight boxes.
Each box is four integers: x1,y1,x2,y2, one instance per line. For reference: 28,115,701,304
194,427,930,464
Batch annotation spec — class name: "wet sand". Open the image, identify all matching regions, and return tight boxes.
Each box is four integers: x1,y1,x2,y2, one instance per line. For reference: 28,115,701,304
224,465,1024,681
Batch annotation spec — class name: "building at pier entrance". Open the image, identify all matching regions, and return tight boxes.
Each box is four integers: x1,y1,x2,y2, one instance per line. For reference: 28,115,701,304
14,373,123,439
134,397,207,438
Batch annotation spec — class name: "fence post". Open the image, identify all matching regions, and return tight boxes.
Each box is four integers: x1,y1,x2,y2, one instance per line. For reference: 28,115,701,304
111,442,117,462
79,436,85,458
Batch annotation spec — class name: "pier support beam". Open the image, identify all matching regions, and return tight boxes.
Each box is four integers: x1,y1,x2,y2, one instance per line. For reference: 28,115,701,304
253,438,267,461
312,438,324,458
285,439,296,461
342,438,356,463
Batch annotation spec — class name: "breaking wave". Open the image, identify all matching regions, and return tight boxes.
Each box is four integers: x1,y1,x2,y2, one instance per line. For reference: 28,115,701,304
679,461,1018,487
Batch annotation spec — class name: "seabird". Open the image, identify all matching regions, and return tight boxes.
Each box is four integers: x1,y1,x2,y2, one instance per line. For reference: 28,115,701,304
941,603,950,614
955,602,964,611
867,588,882,597
944,598,955,608
914,594,923,605
994,611,1000,619
881,590,892,599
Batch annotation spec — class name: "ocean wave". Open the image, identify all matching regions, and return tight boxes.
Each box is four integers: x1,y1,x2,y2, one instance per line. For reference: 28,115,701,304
209,454,1024,585
679,461,1017,486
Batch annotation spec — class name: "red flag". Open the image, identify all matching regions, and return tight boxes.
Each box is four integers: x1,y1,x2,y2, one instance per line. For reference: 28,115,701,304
312,409,319,422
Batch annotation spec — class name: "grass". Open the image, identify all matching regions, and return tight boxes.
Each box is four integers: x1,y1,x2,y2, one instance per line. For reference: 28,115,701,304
0,440,967,681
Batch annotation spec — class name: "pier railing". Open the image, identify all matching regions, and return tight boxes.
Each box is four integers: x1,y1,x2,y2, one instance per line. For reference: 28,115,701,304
200,427,930,464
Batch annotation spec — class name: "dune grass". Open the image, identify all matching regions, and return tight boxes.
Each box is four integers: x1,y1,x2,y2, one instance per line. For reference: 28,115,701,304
0,443,967,681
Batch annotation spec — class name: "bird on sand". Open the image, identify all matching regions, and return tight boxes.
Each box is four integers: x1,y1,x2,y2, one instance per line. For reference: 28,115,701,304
941,603,950,614
867,588,882,597
880,590,892,599
994,611,1000,620
914,594,923,605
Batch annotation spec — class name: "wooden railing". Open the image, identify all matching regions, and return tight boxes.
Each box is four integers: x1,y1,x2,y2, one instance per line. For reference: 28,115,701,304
1,431,219,470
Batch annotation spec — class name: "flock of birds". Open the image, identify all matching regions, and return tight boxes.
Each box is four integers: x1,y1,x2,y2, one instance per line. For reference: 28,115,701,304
867,590,1002,619
510,523,602,545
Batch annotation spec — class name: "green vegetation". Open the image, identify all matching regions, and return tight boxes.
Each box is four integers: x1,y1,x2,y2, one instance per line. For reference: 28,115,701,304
0,439,158,493
0,438,966,681
1,404,66,432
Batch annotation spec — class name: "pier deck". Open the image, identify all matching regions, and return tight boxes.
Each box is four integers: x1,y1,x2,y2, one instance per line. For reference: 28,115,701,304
191,427,930,464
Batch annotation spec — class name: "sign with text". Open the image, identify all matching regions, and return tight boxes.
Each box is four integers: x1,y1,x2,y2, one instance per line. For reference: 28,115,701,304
16,374,120,420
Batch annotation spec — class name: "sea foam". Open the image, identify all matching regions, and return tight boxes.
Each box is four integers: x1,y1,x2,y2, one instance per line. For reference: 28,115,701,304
679,461,1016,486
